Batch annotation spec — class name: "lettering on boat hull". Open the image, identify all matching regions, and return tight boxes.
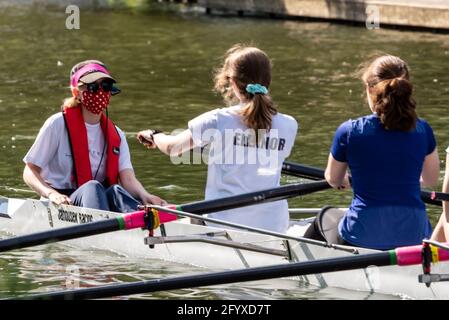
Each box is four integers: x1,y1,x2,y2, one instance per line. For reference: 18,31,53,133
57,209,93,224
47,207,54,228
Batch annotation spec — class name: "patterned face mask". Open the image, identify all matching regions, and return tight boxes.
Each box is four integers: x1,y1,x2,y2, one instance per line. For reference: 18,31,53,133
81,89,111,114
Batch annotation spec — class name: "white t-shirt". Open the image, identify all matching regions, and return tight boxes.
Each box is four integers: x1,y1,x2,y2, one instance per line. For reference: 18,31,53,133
188,104,298,233
23,112,133,190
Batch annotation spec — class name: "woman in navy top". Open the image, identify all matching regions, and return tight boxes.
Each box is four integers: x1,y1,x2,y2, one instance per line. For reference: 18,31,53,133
320,55,440,250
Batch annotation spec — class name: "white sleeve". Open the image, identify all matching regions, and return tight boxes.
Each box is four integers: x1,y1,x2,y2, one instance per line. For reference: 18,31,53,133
23,115,60,169
285,118,299,158
117,128,133,172
188,109,219,147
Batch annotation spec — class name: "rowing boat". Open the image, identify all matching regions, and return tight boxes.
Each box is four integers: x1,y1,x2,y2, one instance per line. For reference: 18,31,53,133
0,195,448,299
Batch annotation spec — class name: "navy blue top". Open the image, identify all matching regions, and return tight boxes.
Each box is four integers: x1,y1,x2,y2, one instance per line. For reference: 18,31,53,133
331,114,436,250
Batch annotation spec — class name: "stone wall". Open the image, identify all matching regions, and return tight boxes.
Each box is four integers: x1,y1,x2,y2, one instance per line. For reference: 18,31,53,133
197,0,449,30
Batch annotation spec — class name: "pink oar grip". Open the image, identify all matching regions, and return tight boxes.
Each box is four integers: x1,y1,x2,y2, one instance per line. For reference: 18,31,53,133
396,243,449,266
122,205,178,230
123,210,146,230
158,205,178,223
396,245,422,266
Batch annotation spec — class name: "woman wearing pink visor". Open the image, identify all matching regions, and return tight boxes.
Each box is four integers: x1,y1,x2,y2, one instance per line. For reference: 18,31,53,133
23,60,166,212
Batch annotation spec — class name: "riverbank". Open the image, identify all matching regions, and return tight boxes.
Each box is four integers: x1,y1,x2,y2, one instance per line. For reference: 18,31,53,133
197,0,449,31
0,0,141,9
4,0,449,32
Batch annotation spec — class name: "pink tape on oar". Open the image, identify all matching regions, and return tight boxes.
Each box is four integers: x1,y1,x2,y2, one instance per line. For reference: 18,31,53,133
123,210,146,230
439,247,449,261
158,205,178,223
122,205,178,230
396,243,449,266
396,245,422,266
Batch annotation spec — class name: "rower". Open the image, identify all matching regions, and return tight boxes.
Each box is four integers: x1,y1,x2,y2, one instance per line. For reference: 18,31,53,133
305,54,440,250
137,44,298,233
23,60,166,212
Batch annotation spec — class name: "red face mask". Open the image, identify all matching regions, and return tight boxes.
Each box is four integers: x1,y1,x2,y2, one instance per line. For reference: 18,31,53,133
81,89,111,114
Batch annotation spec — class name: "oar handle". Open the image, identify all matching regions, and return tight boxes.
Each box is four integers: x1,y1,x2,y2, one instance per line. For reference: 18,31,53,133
282,161,324,180
421,190,449,203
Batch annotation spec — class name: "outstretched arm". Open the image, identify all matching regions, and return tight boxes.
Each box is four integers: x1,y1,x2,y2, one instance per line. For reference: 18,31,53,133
137,129,194,157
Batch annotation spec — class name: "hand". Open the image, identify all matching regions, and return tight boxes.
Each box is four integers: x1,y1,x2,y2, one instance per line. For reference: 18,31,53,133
337,174,351,191
48,191,72,205
140,193,168,206
337,181,351,191
137,129,161,149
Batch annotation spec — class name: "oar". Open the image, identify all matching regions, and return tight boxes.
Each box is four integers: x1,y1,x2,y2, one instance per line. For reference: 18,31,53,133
282,161,324,181
0,180,330,253
17,242,449,300
0,209,177,253
282,160,445,206
179,180,330,214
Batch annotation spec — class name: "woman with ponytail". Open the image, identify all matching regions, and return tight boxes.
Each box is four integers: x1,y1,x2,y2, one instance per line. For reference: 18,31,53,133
23,60,165,212
137,45,298,233
305,55,440,250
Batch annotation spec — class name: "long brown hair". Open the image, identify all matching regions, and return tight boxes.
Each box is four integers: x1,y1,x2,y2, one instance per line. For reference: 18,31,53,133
360,54,417,131
214,44,277,130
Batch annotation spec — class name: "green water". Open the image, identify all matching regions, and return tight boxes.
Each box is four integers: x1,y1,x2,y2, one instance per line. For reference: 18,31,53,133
1,2,449,299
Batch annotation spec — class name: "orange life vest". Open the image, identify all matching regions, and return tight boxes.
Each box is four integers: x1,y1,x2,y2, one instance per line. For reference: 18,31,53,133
62,106,120,188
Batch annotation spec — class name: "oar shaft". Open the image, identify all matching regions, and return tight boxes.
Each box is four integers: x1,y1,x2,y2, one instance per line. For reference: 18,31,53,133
282,161,324,180
0,218,120,253
24,251,392,300
180,180,331,214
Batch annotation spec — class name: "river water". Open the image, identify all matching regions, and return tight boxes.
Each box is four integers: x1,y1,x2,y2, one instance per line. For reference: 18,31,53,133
1,2,448,299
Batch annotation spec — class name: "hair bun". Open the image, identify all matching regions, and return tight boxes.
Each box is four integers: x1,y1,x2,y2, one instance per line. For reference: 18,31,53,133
388,77,411,96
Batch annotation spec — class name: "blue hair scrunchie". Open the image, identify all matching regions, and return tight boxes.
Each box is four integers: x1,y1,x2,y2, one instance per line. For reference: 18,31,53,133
246,83,268,95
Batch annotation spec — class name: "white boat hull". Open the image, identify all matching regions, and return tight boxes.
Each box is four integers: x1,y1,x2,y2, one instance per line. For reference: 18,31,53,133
1,196,448,299
0,197,289,269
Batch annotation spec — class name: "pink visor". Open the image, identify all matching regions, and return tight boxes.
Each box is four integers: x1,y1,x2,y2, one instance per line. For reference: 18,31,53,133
70,63,112,87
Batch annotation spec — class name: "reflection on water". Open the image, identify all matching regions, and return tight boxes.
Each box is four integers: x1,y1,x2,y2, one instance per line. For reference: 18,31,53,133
1,3,448,299
0,235,400,300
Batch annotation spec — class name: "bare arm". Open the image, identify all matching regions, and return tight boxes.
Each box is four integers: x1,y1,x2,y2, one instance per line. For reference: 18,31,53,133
119,169,166,205
154,130,194,156
324,153,351,190
431,152,448,242
23,163,71,204
420,148,440,188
